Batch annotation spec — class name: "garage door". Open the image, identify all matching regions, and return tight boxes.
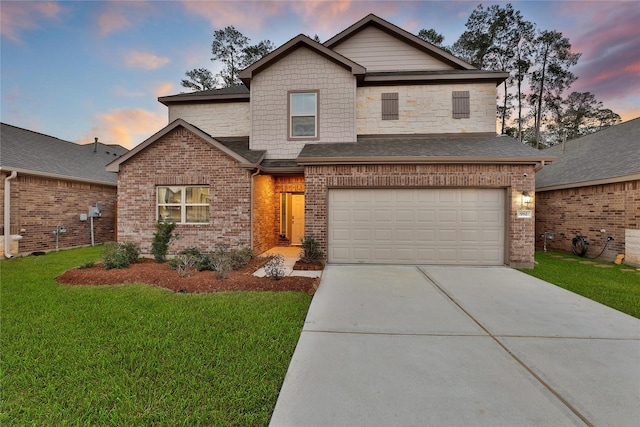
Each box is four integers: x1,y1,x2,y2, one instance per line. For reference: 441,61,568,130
328,188,505,265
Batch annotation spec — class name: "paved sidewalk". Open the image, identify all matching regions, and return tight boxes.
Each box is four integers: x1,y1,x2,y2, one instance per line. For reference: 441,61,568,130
270,265,640,427
253,247,322,278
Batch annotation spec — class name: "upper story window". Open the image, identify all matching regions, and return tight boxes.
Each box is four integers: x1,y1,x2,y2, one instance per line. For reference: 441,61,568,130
289,91,318,138
381,93,399,120
452,91,470,119
157,186,210,224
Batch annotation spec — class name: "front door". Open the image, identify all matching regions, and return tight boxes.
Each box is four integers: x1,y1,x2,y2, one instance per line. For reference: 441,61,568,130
291,194,305,245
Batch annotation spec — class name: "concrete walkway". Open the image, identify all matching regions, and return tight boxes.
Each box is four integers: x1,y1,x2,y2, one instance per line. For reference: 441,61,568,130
270,265,640,427
253,247,322,278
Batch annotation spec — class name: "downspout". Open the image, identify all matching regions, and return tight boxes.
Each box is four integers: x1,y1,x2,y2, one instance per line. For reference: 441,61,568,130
249,167,261,251
4,171,18,258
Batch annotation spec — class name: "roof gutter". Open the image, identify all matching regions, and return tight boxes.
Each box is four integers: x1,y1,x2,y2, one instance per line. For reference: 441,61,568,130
296,156,555,166
4,171,17,258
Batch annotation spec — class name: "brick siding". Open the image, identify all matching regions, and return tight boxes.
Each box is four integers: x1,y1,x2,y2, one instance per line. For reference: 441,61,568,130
535,180,640,261
116,127,252,255
304,164,537,268
1,171,116,255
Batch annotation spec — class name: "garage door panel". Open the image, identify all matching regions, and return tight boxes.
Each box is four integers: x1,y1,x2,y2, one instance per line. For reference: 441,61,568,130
328,188,505,265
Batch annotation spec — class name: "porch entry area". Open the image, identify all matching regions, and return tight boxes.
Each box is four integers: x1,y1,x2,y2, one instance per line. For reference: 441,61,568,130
252,174,305,255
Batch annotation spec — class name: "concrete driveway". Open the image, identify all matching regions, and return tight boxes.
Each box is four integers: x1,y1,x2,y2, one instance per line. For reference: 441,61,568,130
270,265,640,427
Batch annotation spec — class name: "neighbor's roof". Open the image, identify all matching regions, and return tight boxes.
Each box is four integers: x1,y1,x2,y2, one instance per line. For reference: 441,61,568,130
536,118,640,191
297,134,554,165
158,85,249,106
0,123,127,185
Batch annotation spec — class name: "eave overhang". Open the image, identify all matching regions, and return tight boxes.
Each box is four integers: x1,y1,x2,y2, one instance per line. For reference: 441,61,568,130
0,166,117,187
296,156,555,166
158,92,250,106
536,173,640,192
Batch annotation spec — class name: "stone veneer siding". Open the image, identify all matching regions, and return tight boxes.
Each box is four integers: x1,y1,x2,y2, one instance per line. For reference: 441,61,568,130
535,180,640,262
304,164,536,268
0,171,116,255
250,47,357,159
116,127,252,255
356,83,498,135
168,102,250,137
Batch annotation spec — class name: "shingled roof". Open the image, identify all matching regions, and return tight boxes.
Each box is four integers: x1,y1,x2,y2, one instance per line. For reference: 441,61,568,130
536,118,640,191
297,134,553,165
1,123,127,185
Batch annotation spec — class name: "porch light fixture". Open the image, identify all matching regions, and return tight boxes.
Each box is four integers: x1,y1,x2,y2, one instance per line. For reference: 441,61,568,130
521,191,532,206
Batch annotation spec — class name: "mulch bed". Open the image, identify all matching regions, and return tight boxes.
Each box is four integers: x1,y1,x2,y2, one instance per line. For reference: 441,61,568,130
56,258,319,294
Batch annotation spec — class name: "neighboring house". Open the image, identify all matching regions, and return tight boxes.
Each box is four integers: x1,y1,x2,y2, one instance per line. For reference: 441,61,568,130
1,123,128,257
535,118,640,265
107,14,552,268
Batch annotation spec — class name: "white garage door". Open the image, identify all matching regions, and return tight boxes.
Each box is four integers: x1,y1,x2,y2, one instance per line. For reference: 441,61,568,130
328,188,505,265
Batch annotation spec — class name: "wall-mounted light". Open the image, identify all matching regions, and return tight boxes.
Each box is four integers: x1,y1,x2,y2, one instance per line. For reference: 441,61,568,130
521,191,532,207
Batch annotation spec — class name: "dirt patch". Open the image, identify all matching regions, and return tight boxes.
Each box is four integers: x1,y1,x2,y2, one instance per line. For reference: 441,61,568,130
56,258,319,294
293,260,325,271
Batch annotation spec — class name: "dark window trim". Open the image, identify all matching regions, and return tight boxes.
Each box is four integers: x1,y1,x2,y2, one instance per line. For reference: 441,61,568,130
287,90,320,141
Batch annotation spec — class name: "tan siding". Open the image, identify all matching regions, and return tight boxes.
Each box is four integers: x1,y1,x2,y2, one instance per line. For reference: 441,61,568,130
168,102,250,137
250,47,357,159
332,26,454,72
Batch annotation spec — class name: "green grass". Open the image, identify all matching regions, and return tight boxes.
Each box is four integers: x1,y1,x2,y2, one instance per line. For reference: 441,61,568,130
520,251,640,319
1,246,311,426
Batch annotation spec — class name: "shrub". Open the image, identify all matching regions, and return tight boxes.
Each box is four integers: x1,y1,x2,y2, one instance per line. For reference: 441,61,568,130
229,246,253,270
103,243,132,270
151,221,177,263
78,262,95,269
300,235,324,263
264,254,285,280
210,244,232,279
172,253,198,277
120,242,141,264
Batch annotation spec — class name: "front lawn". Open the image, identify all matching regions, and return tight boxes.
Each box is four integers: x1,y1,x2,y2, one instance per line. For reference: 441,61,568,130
520,251,640,319
1,246,311,426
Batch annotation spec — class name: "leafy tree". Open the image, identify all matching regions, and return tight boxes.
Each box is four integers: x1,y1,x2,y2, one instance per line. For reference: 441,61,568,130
529,30,581,148
451,4,534,134
181,68,215,91
546,91,621,144
181,26,274,90
417,28,450,52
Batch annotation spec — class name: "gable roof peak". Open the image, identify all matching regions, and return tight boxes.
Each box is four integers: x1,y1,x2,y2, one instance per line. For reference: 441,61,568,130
324,13,477,71
239,33,366,87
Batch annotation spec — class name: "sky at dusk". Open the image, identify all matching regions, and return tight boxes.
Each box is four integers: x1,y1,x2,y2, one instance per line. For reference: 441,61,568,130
1,0,638,149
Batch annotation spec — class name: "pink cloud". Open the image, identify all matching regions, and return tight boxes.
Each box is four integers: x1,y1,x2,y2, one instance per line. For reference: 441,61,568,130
0,1,62,43
180,0,285,30
96,2,158,37
125,50,171,70
82,109,166,149
152,82,175,98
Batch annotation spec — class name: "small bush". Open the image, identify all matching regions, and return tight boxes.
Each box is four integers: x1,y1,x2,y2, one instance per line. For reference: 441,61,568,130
210,244,232,279
103,243,131,270
264,254,285,280
300,235,324,263
173,253,198,277
120,242,141,264
151,221,177,263
229,246,253,270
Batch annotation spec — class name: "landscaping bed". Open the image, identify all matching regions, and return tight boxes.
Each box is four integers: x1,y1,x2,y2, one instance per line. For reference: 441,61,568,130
57,257,319,294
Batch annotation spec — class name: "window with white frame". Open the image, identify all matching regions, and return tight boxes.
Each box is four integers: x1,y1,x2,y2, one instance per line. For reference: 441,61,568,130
289,91,318,138
157,186,210,223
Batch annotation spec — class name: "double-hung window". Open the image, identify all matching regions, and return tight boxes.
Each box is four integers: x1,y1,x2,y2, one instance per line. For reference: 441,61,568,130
157,186,210,223
289,91,318,138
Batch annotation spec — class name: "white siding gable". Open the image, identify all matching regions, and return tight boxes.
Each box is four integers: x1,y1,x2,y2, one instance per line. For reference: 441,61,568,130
332,26,455,72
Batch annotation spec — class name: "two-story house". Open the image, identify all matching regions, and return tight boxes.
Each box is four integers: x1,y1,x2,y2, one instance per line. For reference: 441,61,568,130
107,14,552,268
